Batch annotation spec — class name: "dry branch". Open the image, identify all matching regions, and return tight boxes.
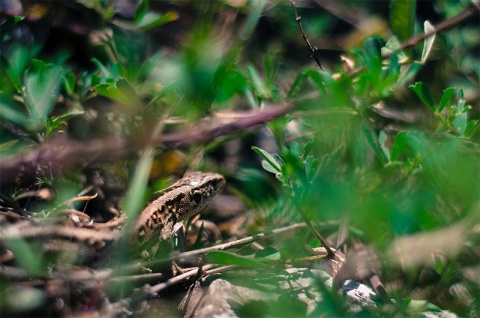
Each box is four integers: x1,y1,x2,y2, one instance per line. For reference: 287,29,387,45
0,103,294,187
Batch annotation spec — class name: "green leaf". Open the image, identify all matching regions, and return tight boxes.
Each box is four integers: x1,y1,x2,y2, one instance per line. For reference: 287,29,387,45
94,78,142,110
438,87,455,112
0,139,19,151
254,247,281,260
0,16,24,31
379,131,391,162
240,0,267,39
301,139,315,160
138,52,163,82
92,58,120,80
0,97,29,125
252,146,282,173
391,131,408,161
464,120,479,138
453,97,467,135
364,37,382,69
382,36,409,63
247,65,270,100
0,55,22,92
205,250,269,268
3,238,45,275
62,72,76,95
10,44,41,85
123,148,155,222
390,0,416,42
45,111,85,137
420,21,436,64
304,155,317,181
135,11,178,30
409,82,435,112
363,126,389,166
24,60,64,129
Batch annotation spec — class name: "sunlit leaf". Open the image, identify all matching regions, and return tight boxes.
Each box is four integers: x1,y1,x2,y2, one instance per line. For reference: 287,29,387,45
252,146,282,173
0,139,19,151
379,131,391,161
420,20,436,64
453,97,467,135
382,36,409,63
136,11,178,30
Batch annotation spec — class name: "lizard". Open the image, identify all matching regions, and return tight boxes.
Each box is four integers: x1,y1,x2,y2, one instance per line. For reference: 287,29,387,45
0,172,226,264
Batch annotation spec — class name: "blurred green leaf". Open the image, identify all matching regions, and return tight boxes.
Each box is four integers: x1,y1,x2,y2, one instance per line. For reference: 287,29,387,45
247,65,270,100
0,15,24,31
3,238,45,275
205,250,269,268
390,0,416,42
0,139,19,151
0,55,22,92
24,60,64,130
464,120,479,138
382,36,409,63
390,131,408,162
92,58,120,80
137,52,163,83
254,247,281,260
45,111,85,137
363,127,389,165
0,97,28,125
453,96,467,135
379,131,391,161
94,77,142,110
123,148,155,221
62,72,76,96
136,11,178,30
240,0,267,39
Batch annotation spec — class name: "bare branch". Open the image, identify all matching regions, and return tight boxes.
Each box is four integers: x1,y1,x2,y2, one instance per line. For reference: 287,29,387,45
0,103,294,188
290,1,324,70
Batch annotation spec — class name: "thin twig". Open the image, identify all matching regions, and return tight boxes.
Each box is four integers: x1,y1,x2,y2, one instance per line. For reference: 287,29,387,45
125,222,308,271
300,211,335,258
290,1,324,70
149,264,215,294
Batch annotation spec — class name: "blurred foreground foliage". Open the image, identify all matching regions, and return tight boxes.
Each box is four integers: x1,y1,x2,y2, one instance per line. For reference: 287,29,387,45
0,0,479,316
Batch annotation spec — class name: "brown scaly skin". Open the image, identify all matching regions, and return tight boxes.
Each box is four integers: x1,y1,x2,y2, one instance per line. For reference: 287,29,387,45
0,172,226,264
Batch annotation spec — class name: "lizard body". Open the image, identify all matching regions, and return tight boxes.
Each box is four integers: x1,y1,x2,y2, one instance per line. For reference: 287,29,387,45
0,172,225,263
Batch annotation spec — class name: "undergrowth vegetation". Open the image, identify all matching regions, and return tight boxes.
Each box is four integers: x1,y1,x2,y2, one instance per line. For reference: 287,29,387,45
0,0,479,316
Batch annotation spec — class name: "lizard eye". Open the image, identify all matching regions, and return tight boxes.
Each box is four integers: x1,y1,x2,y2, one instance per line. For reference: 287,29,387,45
192,191,203,204
210,179,218,189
